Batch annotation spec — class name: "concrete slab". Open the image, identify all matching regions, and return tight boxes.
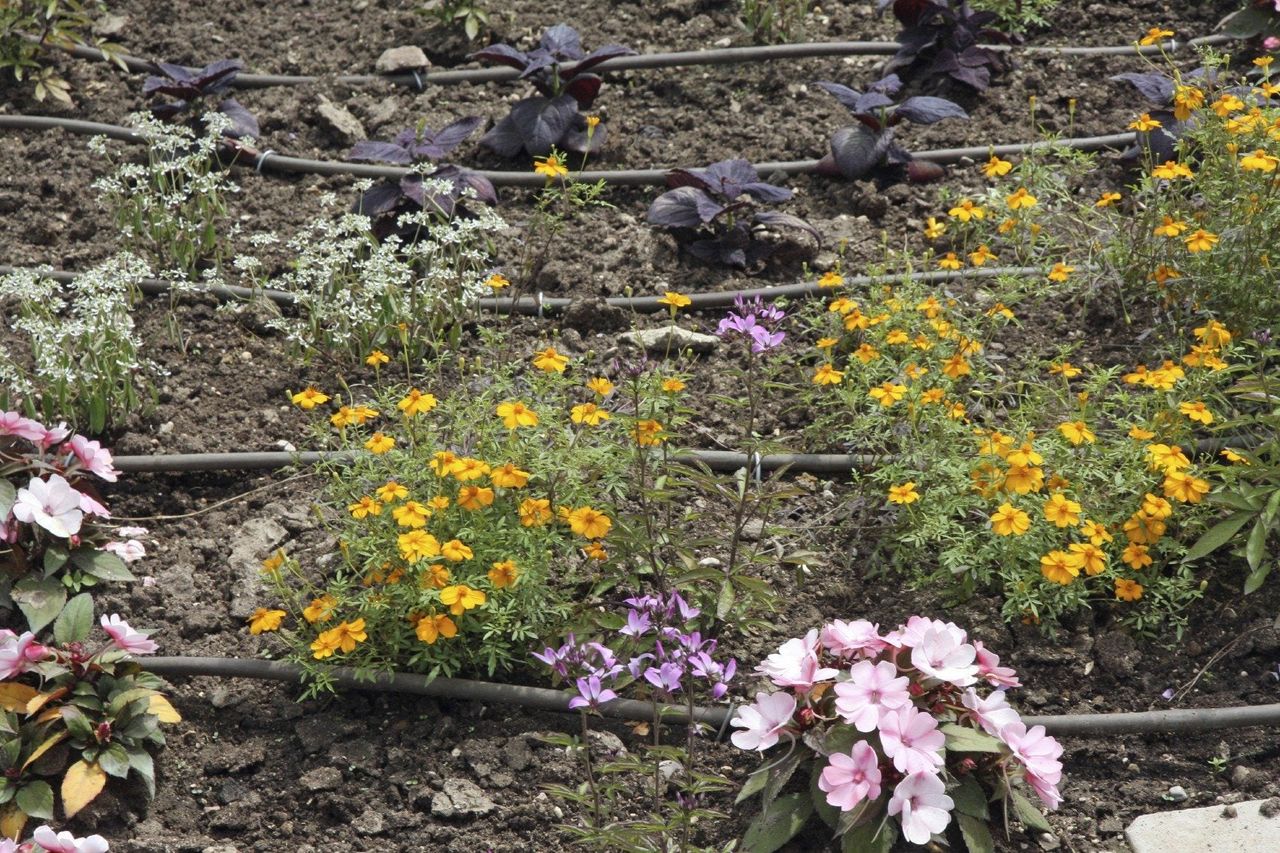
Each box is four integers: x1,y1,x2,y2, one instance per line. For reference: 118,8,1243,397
1126,799,1280,852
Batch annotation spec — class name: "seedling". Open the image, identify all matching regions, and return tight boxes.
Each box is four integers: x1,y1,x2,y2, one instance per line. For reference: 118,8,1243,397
646,158,819,269
142,58,258,138
876,0,1014,91
470,23,633,157
814,74,968,183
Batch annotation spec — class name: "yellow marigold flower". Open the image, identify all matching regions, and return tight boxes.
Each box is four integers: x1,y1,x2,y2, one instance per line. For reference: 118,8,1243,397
415,613,458,644
488,560,519,589
1003,464,1044,494
364,432,395,454
1124,511,1166,545
918,387,945,406
490,463,530,489
1114,578,1144,601
881,330,906,347
428,496,450,511
583,541,608,561
330,406,357,429
519,497,552,527
534,152,568,179
916,296,942,317
452,457,490,482
946,401,967,420
941,354,971,379
661,378,686,393
1122,543,1153,570
430,450,459,476
986,302,1014,320
1178,400,1213,425
1221,448,1250,464
398,530,441,563
1172,85,1204,121
1257,55,1275,68
497,401,539,429
533,346,569,373
843,310,870,331
852,343,878,364
484,273,510,290
392,500,431,528
982,155,1013,178
1184,229,1218,253
398,389,437,417
333,619,367,653
913,333,934,350
310,631,342,660
981,432,1015,458
377,481,408,503
1146,443,1190,474
968,245,997,266
261,550,286,575
904,362,928,381
1151,160,1194,180
1046,474,1070,492
1040,550,1082,585
1163,471,1210,503
348,496,381,519
365,350,390,367
995,217,1016,235
887,482,920,505
657,291,692,309
1194,320,1232,349
1043,493,1082,527
813,363,846,386
1139,26,1173,45
632,419,665,446
303,594,338,624
1149,264,1181,285
1069,542,1107,576
937,252,964,270
1006,187,1037,210
421,564,451,590
816,337,838,351
1081,520,1114,546
1129,425,1156,440
585,114,601,130
1096,191,1122,208
948,199,985,222
990,502,1031,536
586,377,615,396
818,271,845,288
457,486,495,510
440,584,487,616
1049,361,1081,378
1141,493,1173,520
1047,262,1075,282
571,402,611,426
829,297,857,314
568,506,612,539
923,216,946,239
1210,94,1245,117
1058,421,1095,446
441,539,474,562
868,382,907,407
291,387,330,410
248,608,286,635
1006,442,1042,467
1153,216,1187,238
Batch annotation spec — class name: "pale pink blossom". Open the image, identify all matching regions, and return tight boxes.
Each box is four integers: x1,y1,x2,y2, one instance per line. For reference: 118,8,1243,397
31,825,109,853
887,771,953,845
821,619,887,659
886,615,968,650
39,422,70,449
115,526,149,538
877,705,945,775
0,412,47,442
78,491,111,519
103,540,146,562
818,740,882,811
910,626,979,687
1000,721,1064,809
0,630,48,679
730,691,797,751
755,629,839,691
1266,36,1280,51
975,640,1021,688
100,614,158,655
960,687,1021,737
66,435,119,482
0,838,16,853
832,660,911,732
12,474,84,538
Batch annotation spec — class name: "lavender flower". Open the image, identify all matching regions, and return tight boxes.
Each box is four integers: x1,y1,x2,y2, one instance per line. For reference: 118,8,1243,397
569,675,618,711
716,296,787,353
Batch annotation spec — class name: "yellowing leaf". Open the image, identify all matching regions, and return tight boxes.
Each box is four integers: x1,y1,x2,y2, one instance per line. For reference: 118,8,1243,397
0,683,38,713
148,694,182,724
61,760,106,818
22,731,69,772
26,687,68,715
0,803,27,841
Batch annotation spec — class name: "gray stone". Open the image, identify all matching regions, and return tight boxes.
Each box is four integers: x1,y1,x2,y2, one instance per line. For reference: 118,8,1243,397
431,778,496,818
363,97,400,131
1231,765,1268,793
227,517,289,619
620,325,719,355
587,730,625,756
299,767,343,792
1099,817,1124,834
1167,785,1189,802
739,519,765,542
316,96,367,144
502,736,533,771
376,46,430,74
354,807,385,835
1127,799,1280,852
93,14,129,37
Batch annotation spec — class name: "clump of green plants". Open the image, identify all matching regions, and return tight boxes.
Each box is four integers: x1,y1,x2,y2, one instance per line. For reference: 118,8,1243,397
420,0,490,41
968,0,1060,33
0,255,155,433
0,0,121,103
740,0,810,44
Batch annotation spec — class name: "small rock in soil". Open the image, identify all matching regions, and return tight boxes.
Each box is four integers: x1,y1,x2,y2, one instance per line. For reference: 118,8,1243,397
227,517,289,619
587,729,626,756
1231,766,1268,793
1037,834,1060,851
316,95,367,144
739,519,764,542
502,736,533,771
376,46,430,74
1167,785,1189,802
1261,797,1280,818
562,297,628,334
299,767,343,792
430,778,496,818
354,807,386,835
1223,805,1239,819
93,13,129,36
619,325,719,355
1099,817,1124,833
363,97,400,131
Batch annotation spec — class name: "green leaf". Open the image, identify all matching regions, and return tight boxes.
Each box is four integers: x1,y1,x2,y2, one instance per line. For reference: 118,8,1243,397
740,792,813,853
127,750,155,798
941,723,1005,754
11,577,66,634
60,706,95,742
1222,4,1273,37
0,481,15,520
761,748,804,810
958,813,996,853
42,545,69,576
98,743,131,779
951,775,990,819
716,579,736,621
1183,512,1253,563
1244,562,1273,596
1245,518,1267,572
15,780,53,820
53,592,94,645
1010,789,1052,834
840,817,896,853
737,764,771,804
70,548,135,582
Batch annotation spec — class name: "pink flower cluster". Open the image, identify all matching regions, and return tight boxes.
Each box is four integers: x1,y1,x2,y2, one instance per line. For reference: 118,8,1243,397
731,617,1063,846
0,825,109,853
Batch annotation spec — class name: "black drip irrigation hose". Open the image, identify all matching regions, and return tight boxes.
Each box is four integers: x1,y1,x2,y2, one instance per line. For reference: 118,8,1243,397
60,35,1234,90
0,263,1046,314
0,114,1137,187
143,656,1280,737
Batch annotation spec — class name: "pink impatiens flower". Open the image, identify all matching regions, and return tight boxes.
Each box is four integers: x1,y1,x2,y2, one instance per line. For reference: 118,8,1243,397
887,615,968,650
832,660,911,732
11,474,84,538
960,687,1021,737
66,435,119,482
100,614,158,655
888,771,954,845
755,629,839,691
820,619,887,659
0,411,47,442
974,640,1021,688
877,705,945,775
31,825,110,853
0,630,48,679
818,740,882,811
1001,721,1064,809
730,691,797,751
910,626,979,687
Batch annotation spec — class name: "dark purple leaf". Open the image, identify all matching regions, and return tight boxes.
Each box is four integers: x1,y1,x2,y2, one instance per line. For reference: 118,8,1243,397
948,63,990,91
568,44,635,77
892,0,936,28
563,118,607,154
647,187,725,228
855,92,895,113
354,182,404,217
479,113,527,159
149,100,188,120
830,124,893,180
753,211,820,244
218,98,258,138
393,128,417,147
815,80,864,112
413,115,485,160
885,141,913,165
563,74,603,109
664,168,712,192
906,159,946,183
868,74,903,97
540,24,584,60
152,62,194,83
448,168,498,205
510,94,578,155
469,44,531,72
518,52,557,80
195,59,243,94
1111,72,1175,106
400,174,427,207
692,159,793,203
892,96,968,125
349,140,414,164
814,154,843,178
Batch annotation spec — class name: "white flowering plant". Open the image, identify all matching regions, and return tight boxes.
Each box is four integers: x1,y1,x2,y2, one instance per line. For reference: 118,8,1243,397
731,617,1062,852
